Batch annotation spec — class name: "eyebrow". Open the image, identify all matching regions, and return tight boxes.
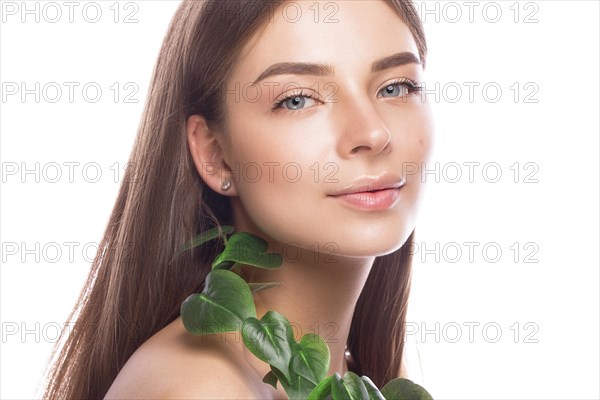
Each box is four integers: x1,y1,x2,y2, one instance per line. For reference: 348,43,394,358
252,52,420,85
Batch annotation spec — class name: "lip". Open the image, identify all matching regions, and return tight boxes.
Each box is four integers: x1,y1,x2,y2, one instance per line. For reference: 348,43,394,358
329,188,402,211
326,172,405,211
326,173,406,196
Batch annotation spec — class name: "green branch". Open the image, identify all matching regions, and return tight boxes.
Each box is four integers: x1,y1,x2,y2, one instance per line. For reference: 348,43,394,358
179,227,434,400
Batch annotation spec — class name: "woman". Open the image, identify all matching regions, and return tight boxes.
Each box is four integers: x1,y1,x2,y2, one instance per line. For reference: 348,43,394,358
43,0,433,398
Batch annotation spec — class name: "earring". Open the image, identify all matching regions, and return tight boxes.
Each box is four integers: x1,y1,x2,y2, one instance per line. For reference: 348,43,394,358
221,180,231,191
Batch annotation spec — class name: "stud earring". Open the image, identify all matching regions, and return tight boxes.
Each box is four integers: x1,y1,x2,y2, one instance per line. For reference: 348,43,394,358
221,180,231,191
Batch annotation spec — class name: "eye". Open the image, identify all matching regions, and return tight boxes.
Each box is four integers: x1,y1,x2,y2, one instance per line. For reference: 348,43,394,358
378,78,422,98
271,90,319,112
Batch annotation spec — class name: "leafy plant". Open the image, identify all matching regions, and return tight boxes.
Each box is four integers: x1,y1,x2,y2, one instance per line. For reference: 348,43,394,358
179,226,434,400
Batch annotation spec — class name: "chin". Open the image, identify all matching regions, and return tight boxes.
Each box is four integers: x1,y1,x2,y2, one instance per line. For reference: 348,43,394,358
322,230,412,259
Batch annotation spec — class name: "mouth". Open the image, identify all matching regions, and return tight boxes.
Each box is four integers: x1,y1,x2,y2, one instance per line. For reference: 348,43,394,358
327,176,406,197
325,172,406,210
351,187,395,194
327,186,403,211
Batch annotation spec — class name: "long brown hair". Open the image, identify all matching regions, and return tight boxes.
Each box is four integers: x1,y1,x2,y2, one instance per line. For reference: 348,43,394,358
42,1,427,398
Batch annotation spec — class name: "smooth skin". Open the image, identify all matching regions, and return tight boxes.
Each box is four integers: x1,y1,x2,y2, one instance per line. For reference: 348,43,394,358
105,0,434,398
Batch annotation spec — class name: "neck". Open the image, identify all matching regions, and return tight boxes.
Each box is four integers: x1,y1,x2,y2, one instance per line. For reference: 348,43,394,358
237,242,374,378
228,198,376,380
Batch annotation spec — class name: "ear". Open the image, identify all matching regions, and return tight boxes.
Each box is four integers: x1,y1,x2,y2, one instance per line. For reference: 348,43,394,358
187,114,238,196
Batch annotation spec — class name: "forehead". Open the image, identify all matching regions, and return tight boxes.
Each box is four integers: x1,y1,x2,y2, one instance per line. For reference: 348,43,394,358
229,0,419,83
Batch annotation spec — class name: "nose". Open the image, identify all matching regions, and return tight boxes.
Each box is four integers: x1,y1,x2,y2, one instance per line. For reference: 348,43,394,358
336,95,392,159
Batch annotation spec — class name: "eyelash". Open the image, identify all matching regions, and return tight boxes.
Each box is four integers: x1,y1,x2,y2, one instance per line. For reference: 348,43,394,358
270,90,317,112
270,78,423,112
382,78,423,96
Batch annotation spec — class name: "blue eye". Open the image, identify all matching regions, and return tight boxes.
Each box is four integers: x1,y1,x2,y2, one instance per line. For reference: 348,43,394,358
270,79,422,112
271,91,318,111
378,78,422,98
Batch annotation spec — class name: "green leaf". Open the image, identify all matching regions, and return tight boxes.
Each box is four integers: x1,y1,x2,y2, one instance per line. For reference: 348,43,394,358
262,370,279,389
242,311,296,384
180,269,256,334
177,225,234,254
212,231,283,270
360,376,386,400
213,260,235,270
272,366,317,400
308,375,334,400
331,371,370,400
252,332,328,400
380,378,433,400
248,282,283,293
270,333,331,399
290,333,331,386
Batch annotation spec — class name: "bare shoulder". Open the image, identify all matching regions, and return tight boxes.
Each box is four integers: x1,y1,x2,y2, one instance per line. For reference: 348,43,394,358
104,317,268,399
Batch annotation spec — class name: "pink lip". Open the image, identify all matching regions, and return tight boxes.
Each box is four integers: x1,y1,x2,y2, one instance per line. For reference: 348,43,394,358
327,172,406,196
329,187,401,211
327,172,405,211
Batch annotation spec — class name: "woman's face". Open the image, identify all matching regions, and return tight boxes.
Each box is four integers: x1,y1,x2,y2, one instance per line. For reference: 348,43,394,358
219,0,434,257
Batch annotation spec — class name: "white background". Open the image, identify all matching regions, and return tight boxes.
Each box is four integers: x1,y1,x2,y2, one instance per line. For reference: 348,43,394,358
1,1,598,399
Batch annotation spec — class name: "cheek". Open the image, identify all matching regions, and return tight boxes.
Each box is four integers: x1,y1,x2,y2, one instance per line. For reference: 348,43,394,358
415,102,435,160
225,119,330,243
398,104,435,233
226,106,334,193
396,101,435,166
